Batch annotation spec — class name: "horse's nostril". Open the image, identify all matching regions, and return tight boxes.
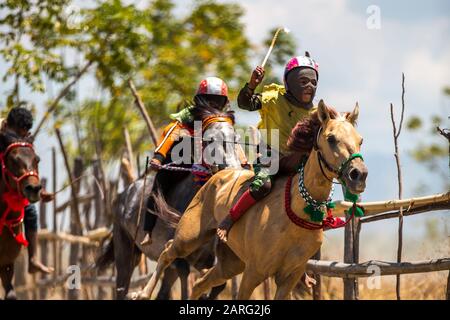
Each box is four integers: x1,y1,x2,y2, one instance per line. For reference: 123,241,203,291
24,184,42,194
349,168,360,181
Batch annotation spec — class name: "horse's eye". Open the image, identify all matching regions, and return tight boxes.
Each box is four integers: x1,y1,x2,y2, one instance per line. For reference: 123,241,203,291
359,138,363,146
36,156,41,163
327,135,337,144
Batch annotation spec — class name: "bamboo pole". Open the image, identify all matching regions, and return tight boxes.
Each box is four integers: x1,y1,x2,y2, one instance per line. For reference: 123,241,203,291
360,202,449,224
332,192,449,217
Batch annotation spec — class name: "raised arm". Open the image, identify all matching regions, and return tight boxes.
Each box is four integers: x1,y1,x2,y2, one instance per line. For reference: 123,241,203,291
237,66,265,111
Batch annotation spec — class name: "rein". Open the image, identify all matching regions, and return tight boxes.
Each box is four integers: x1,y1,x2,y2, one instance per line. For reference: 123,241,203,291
0,142,38,246
152,114,237,175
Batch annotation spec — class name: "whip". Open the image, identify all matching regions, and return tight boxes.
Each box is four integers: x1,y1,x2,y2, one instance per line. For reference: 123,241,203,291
261,27,290,68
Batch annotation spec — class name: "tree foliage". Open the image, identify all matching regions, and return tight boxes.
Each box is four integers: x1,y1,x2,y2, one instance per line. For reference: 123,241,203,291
0,0,296,167
406,86,449,190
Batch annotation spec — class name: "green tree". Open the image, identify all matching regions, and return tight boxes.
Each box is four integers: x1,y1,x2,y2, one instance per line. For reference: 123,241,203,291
0,0,297,169
406,86,449,191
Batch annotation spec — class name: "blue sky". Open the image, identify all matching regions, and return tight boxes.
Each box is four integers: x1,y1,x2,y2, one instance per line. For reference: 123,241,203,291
0,0,448,260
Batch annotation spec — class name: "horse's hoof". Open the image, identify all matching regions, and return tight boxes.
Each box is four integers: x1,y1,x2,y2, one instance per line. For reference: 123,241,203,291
5,291,17,300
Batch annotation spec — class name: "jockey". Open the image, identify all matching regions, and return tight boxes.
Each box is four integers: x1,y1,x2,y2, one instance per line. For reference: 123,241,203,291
141,77,230,246
217,52,320,242
1,107,54,274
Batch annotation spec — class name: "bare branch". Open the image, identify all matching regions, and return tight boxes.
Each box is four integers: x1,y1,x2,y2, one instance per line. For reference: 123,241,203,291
128,79,159,146
32,60,94,138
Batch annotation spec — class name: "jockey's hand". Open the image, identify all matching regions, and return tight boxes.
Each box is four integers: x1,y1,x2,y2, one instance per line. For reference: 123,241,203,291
248,66,265,90
149,158,162,170
40,190,55,203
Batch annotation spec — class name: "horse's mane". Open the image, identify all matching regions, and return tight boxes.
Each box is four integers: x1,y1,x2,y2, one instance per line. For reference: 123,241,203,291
287,106,341,154
0,131,33,153
189,104,235,125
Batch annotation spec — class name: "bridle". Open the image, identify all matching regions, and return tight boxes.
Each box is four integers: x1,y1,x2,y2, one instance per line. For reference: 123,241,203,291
201,115,234,132
0,142,40,196
313,126,363,185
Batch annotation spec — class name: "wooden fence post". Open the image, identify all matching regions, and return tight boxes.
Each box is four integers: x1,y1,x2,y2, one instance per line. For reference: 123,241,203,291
39,178,48,299
68,157,83,300
343,207,356,300
52,147,58,286
312,249,322,300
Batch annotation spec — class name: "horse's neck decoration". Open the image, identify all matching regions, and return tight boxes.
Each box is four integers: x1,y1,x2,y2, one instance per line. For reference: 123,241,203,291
0,191,29,246
297,158,335,222
0,142,39,247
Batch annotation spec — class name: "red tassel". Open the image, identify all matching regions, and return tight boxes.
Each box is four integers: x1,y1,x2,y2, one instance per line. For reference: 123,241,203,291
14,232,29,247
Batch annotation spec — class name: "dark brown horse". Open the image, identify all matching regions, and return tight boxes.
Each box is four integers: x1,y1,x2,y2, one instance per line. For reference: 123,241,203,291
0,132,41,300
97,107,244,300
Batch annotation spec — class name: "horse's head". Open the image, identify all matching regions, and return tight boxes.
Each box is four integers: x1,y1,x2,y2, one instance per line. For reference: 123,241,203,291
191,105,242,170
314,100,368,194
0,132,41,203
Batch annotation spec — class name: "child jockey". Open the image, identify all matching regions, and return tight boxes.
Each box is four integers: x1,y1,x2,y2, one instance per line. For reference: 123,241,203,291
217,52,320,242
1,107,54,274
141,77,231,246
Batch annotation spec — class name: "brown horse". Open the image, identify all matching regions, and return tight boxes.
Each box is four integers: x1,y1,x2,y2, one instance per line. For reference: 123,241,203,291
138,100,368,299
0,132,41,300
97,107,245,300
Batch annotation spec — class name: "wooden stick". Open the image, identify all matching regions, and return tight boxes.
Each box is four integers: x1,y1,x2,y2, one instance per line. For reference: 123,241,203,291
306,258,450,278
128,79,158,146
55,194,95,213
55,129,83,233
123,126,136,179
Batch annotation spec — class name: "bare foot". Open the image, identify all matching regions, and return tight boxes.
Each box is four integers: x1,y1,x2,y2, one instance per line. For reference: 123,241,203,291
140,233,152,246
301,273,317,288
28,259,54,274
217,215,234,242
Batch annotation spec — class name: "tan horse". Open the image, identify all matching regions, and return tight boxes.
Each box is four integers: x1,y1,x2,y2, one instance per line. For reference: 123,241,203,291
136,100,368,300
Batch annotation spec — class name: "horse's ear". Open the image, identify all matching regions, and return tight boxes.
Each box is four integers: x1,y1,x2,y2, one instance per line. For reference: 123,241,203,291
346,102,360,125
317,99,330,124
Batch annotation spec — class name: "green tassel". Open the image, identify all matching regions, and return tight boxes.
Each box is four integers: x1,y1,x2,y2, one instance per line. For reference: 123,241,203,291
344,189,359,203
355,206,364,217
343,187,365,217
304,204,325,222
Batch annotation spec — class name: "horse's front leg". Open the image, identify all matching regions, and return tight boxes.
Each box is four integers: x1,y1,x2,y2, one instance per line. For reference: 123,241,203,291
274,268,306,300
0,264,17,300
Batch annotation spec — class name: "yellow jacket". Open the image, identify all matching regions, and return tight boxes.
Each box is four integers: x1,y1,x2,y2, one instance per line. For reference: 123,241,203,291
258,84,315,155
